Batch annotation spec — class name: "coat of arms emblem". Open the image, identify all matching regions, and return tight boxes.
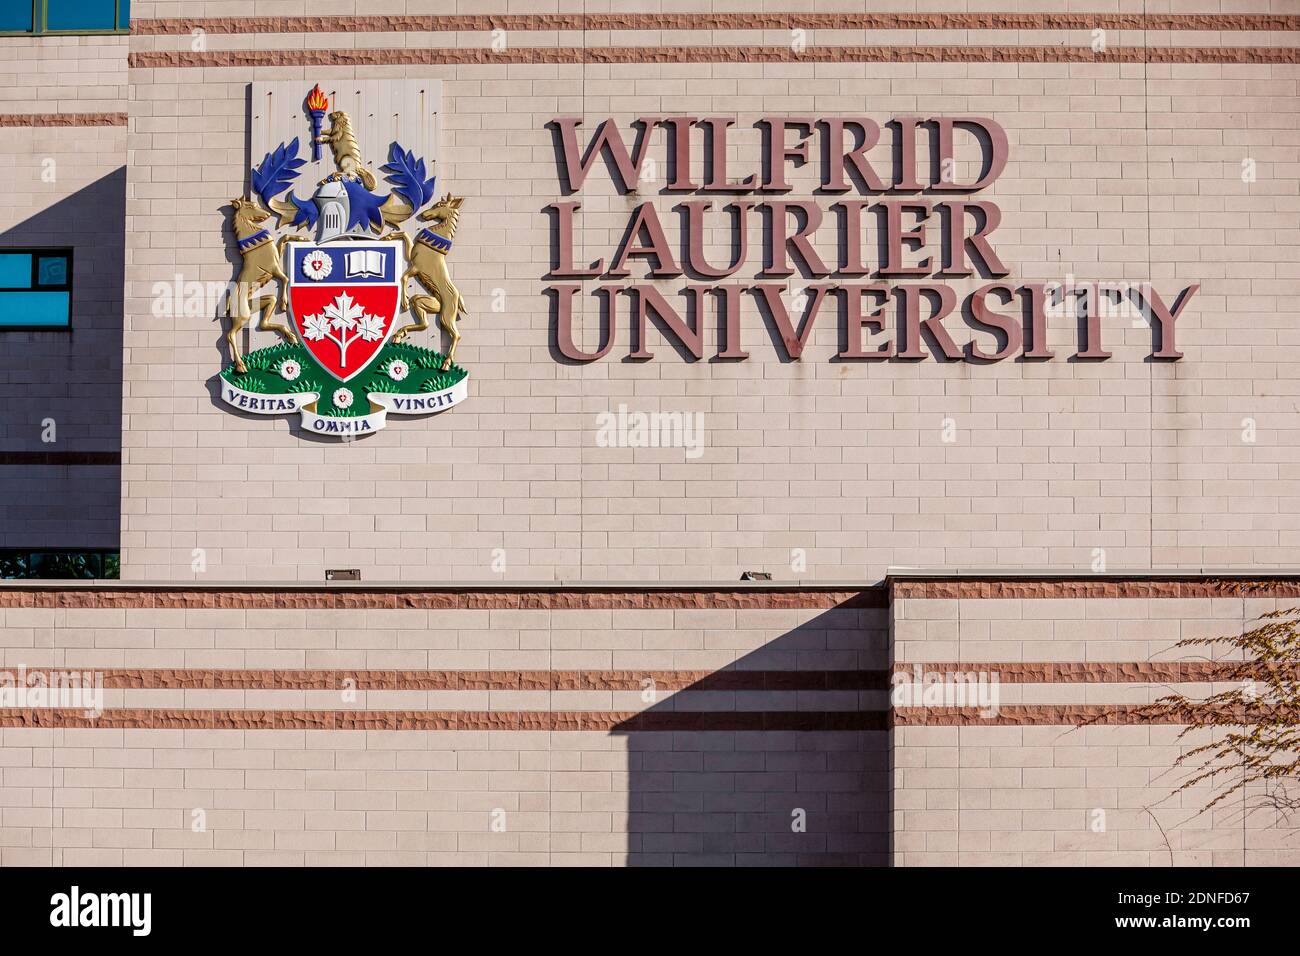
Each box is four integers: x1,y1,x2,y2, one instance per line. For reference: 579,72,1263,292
219,84,468,437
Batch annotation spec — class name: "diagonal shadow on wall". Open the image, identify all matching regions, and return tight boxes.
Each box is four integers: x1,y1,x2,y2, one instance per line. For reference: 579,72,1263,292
610,591,892,866
0,167,126,550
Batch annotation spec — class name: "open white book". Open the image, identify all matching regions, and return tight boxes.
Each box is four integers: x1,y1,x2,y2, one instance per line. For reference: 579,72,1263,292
344,249,386,278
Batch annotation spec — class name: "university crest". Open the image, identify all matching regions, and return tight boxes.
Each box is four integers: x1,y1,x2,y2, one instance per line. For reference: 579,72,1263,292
219,84,468,437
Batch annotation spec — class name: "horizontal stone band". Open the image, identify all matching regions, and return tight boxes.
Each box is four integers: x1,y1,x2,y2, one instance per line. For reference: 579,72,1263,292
0,113,126,128
0,704,1226,730
0,708,889,731
0,587,885,609
130,14,1300,35
127,45,1300,70
0,663,1275,690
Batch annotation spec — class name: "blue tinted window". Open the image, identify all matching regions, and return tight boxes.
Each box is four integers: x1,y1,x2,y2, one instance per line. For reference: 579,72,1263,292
0,254,32,288
0,4,34,32
0,291,70,327
47,0,117,31
121,0,128,26
37,255,67,286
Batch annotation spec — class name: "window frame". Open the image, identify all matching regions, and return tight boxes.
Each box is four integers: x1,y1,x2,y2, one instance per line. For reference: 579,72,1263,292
0,1,130,37
0,247,74,331
0,549,120,580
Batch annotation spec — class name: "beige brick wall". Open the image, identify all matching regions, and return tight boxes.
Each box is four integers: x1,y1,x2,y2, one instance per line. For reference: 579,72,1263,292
3,0,1299,870
0,597,888,866
10,581,1300,867
119,4,1300,582
891,591,1300,865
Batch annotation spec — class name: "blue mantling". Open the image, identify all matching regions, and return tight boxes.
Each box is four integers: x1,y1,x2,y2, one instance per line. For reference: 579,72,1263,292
343,179,387,232
382,143,437,212
286,192,319,229
251,138,305,207
250,136,436,234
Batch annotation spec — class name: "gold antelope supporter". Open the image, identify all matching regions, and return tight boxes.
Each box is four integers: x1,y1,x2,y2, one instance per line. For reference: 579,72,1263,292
387,194,468,372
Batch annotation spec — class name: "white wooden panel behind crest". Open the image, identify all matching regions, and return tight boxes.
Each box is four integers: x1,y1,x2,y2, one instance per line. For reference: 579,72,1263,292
248,80,442,203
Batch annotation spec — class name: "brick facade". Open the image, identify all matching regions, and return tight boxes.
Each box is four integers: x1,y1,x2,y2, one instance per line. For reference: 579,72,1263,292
0,587,889,866
0,576,1296,866
114,0,1300,583
892,584,1300,865
0,2,1296,867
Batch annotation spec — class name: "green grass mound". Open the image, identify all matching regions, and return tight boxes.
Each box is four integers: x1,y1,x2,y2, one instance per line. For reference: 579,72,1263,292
221,341,467,417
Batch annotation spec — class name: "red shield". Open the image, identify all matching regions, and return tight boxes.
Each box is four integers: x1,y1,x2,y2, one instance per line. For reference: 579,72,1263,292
284,239,406,383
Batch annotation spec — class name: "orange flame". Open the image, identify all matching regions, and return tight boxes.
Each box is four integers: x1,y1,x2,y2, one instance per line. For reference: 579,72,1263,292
306,84,329,112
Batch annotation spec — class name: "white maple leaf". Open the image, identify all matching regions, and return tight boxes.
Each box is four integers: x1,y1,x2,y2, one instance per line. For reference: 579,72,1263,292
357,312,385,342
301,312,330,341
324,292,363,332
